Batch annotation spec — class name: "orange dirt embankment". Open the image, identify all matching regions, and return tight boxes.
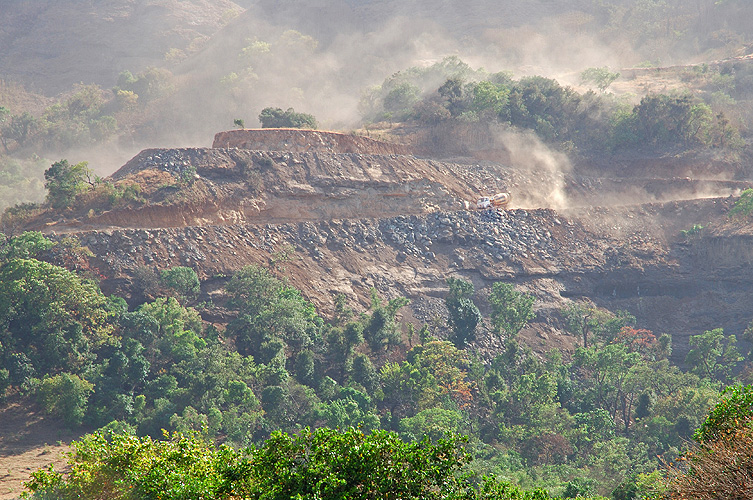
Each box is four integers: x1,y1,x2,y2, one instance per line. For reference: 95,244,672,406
212,129,414,156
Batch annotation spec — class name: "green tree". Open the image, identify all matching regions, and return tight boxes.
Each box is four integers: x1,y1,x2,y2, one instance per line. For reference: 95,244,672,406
363,289,409,353
685,328,742,383
116,67,174,102
563,477,597,498
562,302,635,348
1,111,38,151
226,265,322,359
471,80,510,118
160,266,201,300
44,159,94,210
694,384,753,443
508,76,581,142
0,258,113,383
383,82,421,115
573,343,641,428
580,67,620,92
325,320,363,379
489,282,535,338
243,427,471,499
294,349,316,386
0,231,55,262
665,385,753,500
437,77,467,117
632,93,715,147
258,107,317,129
445,277,481,348
349,353,378,393
36,373,94,426
399,407,463,441
137,297,205,365
316,397,381,432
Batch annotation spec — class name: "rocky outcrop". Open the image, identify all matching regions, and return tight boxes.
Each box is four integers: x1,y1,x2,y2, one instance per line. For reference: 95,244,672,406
83,147,482,229
28,133,752,363
58,195,748,362
212,129,414,156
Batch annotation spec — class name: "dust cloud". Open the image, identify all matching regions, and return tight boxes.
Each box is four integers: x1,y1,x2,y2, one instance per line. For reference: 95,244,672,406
135,1,636,160
5,0,738,184
490,128,572,210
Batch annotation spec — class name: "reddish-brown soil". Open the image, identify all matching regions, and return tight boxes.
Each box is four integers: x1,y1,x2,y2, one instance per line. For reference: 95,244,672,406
0,397,88,499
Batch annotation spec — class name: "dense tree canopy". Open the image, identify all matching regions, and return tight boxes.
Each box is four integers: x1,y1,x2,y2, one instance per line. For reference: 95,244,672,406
1,230,752,498
0,257,114,384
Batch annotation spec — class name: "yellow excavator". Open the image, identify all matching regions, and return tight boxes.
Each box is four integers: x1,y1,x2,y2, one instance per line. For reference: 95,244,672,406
476,192,511,209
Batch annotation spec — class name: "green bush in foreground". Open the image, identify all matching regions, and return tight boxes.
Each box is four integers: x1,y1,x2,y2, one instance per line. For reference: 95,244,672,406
23,430,242,500
23,427,569,500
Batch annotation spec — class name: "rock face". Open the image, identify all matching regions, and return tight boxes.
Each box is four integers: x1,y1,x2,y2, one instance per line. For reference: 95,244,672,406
28,130,753,363
212,129,414,156
86,147,476,230
55,195,744,363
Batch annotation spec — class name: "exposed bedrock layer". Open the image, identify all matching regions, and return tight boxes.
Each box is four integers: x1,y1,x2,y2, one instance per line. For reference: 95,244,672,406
56,197,746,363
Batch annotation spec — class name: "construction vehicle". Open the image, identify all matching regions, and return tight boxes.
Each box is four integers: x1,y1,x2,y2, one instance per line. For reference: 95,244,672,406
476,192,510,209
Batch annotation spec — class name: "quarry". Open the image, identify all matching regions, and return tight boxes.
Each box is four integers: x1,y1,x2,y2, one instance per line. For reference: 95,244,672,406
22,128,751,364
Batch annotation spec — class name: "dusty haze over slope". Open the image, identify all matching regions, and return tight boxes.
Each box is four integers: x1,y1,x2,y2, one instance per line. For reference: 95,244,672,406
0,1,751,176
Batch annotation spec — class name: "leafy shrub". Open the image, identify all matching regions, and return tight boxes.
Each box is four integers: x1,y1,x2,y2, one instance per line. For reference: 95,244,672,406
694,384,753,443
1,202,43,237
160,266,201,299
680,224,704,239
36,373,94,426
728,188,753,218
258,107,317,129
23,430,245,500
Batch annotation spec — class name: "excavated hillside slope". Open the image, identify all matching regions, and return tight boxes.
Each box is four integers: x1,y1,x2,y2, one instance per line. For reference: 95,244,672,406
98,146,470,227
30,130,753,363
50,193,741,363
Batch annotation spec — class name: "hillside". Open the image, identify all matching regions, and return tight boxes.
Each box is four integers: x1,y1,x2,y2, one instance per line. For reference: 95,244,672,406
2,0,753,169
1,123,748,497
0,0,243,95
20,128,749,362
4,2,753,498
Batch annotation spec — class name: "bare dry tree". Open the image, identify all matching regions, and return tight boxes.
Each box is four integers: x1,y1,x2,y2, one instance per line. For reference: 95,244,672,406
664,426,753,500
